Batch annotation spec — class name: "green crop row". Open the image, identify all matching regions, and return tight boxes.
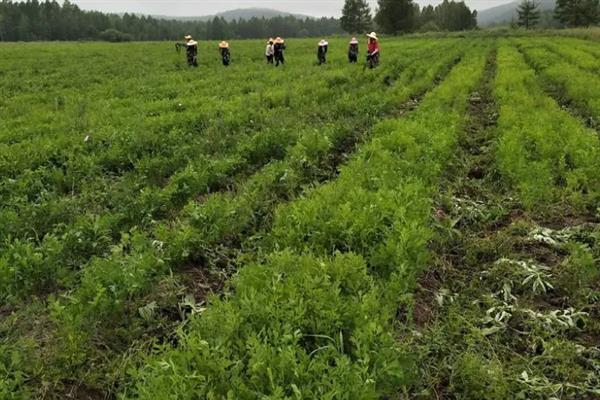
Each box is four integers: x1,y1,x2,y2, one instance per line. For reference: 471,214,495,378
122,43,488,399
37,41,466,389
0,41,461,305
516,39,600,120
494,42,600,209
0,39,467,398
541,38,600,72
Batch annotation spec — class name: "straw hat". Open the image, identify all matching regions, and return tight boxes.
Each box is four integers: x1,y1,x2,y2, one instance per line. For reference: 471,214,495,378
350,37,358,44
268,37,274,43
219,41,229,49
318,39,328,46
366,32,378,40
184,34,192,40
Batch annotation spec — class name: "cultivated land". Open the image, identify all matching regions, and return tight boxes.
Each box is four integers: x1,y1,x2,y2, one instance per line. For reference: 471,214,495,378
0,36,599,399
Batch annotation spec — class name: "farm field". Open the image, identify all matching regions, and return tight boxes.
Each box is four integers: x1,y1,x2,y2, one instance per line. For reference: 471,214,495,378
0,36,599,399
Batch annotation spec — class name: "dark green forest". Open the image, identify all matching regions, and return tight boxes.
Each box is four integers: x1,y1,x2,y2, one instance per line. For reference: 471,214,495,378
0,0,485,42
0,0,344,41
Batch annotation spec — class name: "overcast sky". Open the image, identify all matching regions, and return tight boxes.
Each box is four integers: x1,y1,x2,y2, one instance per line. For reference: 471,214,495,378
69,0,515,17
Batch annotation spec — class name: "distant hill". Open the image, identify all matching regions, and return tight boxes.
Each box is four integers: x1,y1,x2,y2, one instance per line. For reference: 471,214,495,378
216,8,308,21
477,0,556,26
155,8,310,22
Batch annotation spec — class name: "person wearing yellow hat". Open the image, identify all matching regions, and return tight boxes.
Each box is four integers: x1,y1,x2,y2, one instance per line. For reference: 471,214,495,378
366,32,380,69
348,37,359,63
273,37,286,67
317,39,329,65
177,34,199,67
219,41,231,66
265,38,275,64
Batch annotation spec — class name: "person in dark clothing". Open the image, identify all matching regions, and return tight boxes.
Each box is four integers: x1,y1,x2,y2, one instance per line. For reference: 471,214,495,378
348,37,359,63
317,39,328,65
273,37,286,67
177,35,198,67
219,41,231,66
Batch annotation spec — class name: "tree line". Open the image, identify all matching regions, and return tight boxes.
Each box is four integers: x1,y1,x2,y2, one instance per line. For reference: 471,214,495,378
1,0,598,42
342,0,478,34
0,0,343,42
514,0,599,29
341,0,599,33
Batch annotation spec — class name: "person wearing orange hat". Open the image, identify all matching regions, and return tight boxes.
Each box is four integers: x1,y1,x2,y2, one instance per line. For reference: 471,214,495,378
366,32,380,69
317,39,329,65
177,34,198,67
265,38,275,64
219,41,231,66
273,37,286,67
348,37,359,63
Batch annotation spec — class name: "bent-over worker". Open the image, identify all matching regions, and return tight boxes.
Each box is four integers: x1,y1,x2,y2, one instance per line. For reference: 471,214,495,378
317,39,329,65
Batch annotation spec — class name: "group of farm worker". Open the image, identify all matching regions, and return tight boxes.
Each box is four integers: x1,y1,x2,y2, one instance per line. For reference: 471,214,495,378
178,32,380,69
317,32,379,67
178,34,231,66
265,37,287,66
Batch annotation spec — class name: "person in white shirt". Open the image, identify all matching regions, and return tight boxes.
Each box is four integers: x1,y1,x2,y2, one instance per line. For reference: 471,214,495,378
265,38,274,64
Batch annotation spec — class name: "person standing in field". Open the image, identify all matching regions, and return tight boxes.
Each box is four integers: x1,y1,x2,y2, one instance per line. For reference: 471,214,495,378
317,39,329,65
219,41,231,66
348,37,359,63
366,32,380,69
265,38,275,64
273,37,286,67
179,34,199,67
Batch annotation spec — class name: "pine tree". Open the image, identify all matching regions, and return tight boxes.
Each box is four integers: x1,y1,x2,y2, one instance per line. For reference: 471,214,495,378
555,0,600,27
341,0,372,34
375,0,418,34
517,0,541,29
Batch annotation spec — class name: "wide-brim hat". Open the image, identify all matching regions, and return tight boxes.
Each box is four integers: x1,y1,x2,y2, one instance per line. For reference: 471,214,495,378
219,41,229,48
268,37,274,43
318,40,328,46
184,35,192,40
366,32,378,40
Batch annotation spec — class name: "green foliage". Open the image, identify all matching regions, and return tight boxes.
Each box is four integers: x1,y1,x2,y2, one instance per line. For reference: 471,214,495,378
0,345,29,400
555,0,600,27
375,0,419,33
494,42,600,208
517,0,542,29
341,0,373,34
519,39,600,119
1,35,599,400
128,252,414,399
126,43,489,399
450,352,509,399
99,29,133,42
0,1,344,41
